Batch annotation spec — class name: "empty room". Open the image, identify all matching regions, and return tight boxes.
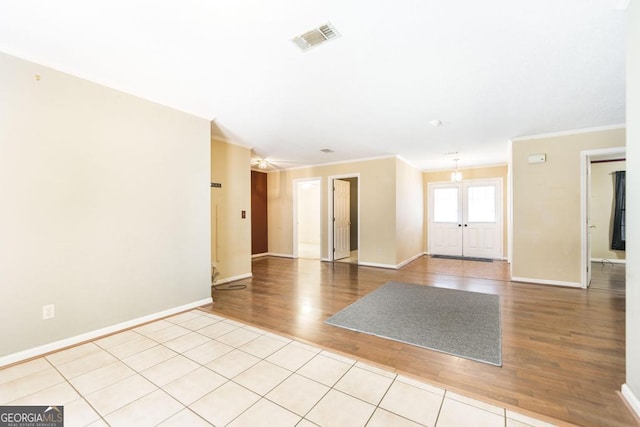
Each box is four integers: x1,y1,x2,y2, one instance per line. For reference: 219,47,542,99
1,1,639,426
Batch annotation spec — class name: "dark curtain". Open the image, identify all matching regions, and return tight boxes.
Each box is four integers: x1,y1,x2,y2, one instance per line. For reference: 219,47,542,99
611,171,626,250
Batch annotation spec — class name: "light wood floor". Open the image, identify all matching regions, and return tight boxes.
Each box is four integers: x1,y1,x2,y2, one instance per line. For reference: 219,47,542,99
590,261,625,292
203,256,635,426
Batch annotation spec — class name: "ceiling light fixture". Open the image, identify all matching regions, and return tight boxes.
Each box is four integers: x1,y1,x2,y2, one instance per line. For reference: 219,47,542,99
451,158,462,182
429,119,442,127
257,160,268,170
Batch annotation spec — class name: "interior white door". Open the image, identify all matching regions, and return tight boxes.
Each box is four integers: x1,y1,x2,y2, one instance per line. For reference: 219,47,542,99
333,179,351,260
428,183,463,256
462,181,502,259
429,179,502,259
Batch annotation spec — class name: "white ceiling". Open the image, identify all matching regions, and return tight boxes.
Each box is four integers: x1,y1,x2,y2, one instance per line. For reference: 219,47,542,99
0,0,627,170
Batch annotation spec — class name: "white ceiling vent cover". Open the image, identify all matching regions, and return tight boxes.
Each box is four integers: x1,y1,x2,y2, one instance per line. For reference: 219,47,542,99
292,23,340,51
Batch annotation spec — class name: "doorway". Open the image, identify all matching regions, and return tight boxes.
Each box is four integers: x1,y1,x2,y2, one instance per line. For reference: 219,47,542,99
294,178,321,260
329,175,359,263
581,147,626,289
428,178,503,259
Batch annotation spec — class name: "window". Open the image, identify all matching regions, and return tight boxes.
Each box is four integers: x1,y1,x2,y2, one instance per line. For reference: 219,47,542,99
433,188,458,222
467,185,496,222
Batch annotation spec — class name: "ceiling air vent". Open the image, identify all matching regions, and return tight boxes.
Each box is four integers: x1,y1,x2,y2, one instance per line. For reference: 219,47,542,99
292,23,340,52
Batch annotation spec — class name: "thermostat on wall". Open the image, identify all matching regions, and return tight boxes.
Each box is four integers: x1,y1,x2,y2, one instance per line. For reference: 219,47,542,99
528,154,546,164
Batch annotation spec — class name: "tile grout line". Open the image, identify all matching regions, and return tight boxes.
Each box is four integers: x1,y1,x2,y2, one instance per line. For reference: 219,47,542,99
4,309,554,427
434,389,448,426
363,372,397,426
43,352,111,426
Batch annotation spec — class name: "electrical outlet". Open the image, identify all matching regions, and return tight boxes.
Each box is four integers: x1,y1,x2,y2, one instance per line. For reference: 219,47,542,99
42,304,55,320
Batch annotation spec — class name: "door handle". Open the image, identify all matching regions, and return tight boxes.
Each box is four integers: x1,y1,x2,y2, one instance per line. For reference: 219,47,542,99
464,224,468,227
458,224,462,227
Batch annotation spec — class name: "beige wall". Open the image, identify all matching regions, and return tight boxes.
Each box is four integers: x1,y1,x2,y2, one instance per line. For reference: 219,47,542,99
211,137,252,282
625,0,640,413
396,158,425,264
0,52,211,358
511,128,625,285
423,165,508,258
268,156,425,267
590,161,626,261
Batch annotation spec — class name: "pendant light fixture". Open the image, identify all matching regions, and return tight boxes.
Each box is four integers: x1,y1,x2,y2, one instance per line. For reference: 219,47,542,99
451,158,462,182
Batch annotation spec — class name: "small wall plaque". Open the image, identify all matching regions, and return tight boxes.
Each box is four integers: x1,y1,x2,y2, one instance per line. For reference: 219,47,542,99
211,183,222,188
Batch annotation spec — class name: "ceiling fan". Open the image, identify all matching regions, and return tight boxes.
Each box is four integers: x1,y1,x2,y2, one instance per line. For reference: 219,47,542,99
250,150,306,171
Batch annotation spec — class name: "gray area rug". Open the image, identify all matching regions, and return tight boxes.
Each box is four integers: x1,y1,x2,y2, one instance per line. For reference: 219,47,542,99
325,281,502,366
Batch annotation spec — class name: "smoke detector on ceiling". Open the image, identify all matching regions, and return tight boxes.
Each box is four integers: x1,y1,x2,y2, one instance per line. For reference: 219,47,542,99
292,23,340,52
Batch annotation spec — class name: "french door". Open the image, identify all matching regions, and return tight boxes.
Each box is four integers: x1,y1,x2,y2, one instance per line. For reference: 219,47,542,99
428,178,502,259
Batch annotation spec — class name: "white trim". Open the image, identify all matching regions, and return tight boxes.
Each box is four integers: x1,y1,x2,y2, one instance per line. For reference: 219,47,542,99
511,276,581,288
327,174,360,262
281,155,396,172
580,147,626,288
396,155,421,170
210,135,253,149
507,141,513,266
266,253,295,259
427,178,503,259
423,162,509,173
251,252,269,258
591,258,626,264
358,261,399,269
320,257,332,262
396,252,426,269
216,273,252,284
0,298,213,368
511,124,626,142
0,47,213,121
622,384,640,418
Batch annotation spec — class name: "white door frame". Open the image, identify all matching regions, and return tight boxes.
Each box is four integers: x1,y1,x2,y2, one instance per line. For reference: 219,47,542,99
293,177,321,259
428,178,503,259
327,174,360,262
580,147,626,288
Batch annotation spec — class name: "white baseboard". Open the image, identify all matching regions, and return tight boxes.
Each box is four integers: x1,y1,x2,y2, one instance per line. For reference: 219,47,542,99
216,273,252,284
396,252,427,269
622,384,640,418
267,253,294,259
0,297,213,368
591,258,626,264
511,276,581,288
358,261,398,269
321,258,332,262
251,252,269,258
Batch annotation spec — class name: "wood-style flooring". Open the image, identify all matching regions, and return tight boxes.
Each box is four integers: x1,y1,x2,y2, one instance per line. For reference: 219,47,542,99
590,261,625,293
203,256,635,426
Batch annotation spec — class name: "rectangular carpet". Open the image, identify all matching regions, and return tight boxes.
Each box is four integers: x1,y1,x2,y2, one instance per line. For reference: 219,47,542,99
325,281,502,366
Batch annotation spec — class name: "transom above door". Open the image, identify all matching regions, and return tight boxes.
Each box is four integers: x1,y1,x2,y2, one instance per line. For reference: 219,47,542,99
428,178,503,259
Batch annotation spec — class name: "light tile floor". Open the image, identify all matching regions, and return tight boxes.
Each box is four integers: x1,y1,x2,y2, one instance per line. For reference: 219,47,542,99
0,309,557,426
